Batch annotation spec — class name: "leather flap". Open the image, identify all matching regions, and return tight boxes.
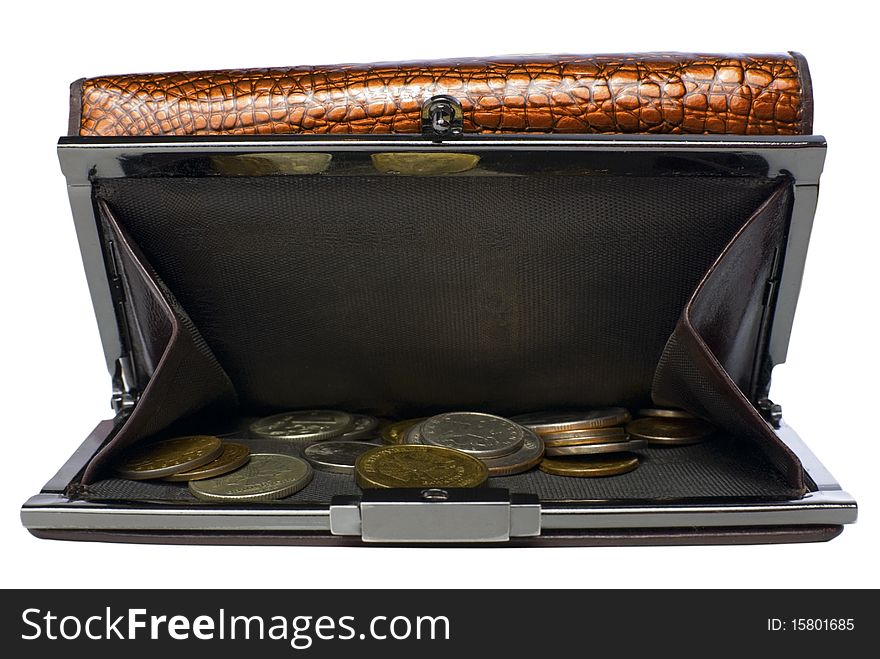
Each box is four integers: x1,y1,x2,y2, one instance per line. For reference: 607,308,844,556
74,53,812,137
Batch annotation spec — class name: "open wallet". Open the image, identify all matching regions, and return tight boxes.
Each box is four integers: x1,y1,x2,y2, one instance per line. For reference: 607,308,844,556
21,52,857,546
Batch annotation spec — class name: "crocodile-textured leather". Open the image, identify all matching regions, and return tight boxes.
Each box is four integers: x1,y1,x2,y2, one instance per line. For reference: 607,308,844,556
77,53,811,136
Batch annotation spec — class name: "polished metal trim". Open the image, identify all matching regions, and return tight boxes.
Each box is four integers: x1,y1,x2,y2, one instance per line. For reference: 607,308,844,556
22,495,330,532
540,490,856,530
21,489,855,533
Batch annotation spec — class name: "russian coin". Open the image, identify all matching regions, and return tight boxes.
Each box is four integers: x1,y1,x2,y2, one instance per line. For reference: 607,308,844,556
544,439,647,456
481,428,546,477
338,414,380,441
380,418,427,445
189,453,313,502
637,407,696,420
419,412,524,458
539,454,640,478
304,440,381,475
249,410,353,441
626,417,715,446
115,435,223,480
354,445,488,489
541,426,628,447
511,408,631,434
162,442,251,482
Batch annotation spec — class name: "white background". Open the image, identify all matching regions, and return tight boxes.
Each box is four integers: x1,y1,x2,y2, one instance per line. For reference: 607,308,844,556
1,0,877,589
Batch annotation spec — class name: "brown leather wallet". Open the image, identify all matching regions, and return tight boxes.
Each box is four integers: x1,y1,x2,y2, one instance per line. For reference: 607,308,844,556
21,52,858,547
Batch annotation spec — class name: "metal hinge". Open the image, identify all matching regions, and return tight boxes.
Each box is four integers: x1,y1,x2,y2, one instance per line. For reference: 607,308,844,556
111,355,139,413
329,488,541,543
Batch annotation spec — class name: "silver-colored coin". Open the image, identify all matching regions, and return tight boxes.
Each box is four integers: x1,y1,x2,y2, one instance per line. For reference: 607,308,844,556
419,412,525,458
510,408,631,433
338,414,380,441
304,440,381,474
249,410,353,441
188,453,313,503
637,408,696,420
401,420,426,445
481,428,546,476
544,439,648,457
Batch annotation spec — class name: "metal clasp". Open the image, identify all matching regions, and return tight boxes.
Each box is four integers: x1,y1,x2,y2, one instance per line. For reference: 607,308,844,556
330,488,541,543
421,95,464,140
757,398,783,428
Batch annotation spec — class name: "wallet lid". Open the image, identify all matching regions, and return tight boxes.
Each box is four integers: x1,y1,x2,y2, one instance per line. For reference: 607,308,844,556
70,52,813,138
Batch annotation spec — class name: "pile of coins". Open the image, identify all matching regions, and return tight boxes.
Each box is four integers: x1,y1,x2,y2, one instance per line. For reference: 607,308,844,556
111,434,317,503
111,405,715,502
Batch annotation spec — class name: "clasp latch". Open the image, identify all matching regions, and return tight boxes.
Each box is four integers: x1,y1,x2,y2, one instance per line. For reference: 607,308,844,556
330,489,540,543
421,95,464,140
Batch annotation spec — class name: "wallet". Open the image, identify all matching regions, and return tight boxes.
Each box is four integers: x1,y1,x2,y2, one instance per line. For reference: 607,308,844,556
22,52,857,545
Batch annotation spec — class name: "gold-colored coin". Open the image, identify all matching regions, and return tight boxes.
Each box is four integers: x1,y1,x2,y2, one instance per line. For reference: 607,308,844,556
637,408,696,420
539,454,640,478
189,453,313,503
162,442,251,482
380,418,427,445
115,435,223,480
541,426,627,447
371,153,480,175
355,444,488,489
626,417,715,446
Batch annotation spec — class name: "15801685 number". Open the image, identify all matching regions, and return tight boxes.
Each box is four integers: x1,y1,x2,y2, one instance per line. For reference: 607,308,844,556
791,619,855,631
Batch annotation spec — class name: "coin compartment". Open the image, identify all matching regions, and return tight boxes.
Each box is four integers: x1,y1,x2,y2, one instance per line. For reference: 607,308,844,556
65,168,808,505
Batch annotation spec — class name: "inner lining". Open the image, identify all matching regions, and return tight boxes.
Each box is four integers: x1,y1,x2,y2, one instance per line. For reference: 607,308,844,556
79,172,803,502
94,174,781,416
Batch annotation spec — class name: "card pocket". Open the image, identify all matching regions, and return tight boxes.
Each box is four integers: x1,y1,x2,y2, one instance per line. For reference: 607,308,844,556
651,183,806,491
79,201,237,484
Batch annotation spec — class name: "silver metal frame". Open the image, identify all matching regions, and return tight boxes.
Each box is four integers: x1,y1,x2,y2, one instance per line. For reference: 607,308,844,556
22,133,856,543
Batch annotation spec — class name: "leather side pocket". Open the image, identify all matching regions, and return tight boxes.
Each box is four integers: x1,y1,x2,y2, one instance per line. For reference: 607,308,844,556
652,182,805,491
79,201,237,484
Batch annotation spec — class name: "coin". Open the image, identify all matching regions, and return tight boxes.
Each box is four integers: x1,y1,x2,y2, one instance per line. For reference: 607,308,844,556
162,442,251,482
511,408,631,433
637,407,696,420
249,410,353,441
539,454,640,478
419,412,524,458
354,445,489,489
338,414,380,440
401,420,426,444
189,453,313,502
541,426,628,447
304,440,381,475
481,428,546,476
626,417,715,446
380,418,427,445
544,439,647,456
115,435,223,480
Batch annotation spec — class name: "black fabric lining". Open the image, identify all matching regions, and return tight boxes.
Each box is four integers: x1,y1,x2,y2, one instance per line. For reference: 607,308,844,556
94,175,781,417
